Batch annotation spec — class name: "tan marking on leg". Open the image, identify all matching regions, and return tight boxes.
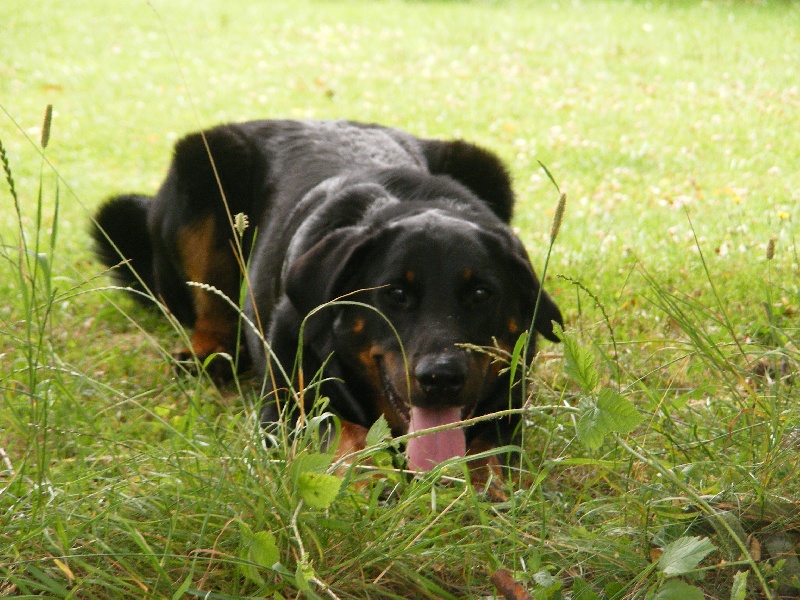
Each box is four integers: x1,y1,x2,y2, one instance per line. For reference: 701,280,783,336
176,216,241,362
332,420,382,491
334,420,369,459
467,436,507,502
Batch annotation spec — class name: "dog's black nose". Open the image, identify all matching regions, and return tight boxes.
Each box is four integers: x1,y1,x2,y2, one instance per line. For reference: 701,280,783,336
415,353,468,396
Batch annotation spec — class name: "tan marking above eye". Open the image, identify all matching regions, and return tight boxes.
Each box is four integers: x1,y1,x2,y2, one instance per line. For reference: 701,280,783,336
352,318,365,334
463,268,473,281
508,318,519,334
404,270,415,282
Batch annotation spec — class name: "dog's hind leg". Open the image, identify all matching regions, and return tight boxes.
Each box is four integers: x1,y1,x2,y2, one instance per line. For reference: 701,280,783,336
174,214,248,381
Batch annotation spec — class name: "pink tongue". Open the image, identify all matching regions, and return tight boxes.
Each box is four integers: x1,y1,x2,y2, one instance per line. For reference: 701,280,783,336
406,406,466,472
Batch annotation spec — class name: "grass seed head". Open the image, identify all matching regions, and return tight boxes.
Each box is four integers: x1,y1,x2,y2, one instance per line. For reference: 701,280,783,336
41,104,53,150
0,138,18,203
234,212,249,237
766,238,775,261
550,192,566,243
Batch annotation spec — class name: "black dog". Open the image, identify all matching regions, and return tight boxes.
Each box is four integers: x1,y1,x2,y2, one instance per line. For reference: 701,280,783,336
93,120,562,491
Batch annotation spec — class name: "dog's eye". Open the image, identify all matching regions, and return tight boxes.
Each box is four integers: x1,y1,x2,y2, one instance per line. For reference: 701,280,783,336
384,285,412,308
468,286,492,305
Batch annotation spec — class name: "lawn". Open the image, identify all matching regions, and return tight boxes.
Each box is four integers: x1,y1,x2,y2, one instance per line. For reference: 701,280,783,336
2,0,799,598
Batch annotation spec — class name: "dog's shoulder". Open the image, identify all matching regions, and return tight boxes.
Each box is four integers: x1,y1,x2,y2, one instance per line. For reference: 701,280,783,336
172,122,258,180
165,122,271,216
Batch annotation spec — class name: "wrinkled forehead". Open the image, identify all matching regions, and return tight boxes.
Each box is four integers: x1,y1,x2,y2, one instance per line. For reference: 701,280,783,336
388,209,483,246
378,209,494,269
387,207,480,232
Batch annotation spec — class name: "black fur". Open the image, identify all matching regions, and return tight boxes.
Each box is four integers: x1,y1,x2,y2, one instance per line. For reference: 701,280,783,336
92,194,154,298
93,119,563,480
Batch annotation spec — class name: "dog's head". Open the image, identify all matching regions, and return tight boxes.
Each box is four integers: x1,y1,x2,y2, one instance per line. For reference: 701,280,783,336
285,203,562,470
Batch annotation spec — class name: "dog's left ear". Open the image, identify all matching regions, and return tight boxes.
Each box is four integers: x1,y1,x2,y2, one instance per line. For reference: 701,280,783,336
487,229,563,343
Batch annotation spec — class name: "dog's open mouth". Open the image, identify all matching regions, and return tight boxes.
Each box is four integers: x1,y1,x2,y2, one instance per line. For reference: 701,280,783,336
378,359,470,472
406,406,466,471
378,358,411,426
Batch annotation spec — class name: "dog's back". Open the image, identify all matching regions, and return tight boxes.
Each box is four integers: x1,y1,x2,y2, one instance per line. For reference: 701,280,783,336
91,119,524,378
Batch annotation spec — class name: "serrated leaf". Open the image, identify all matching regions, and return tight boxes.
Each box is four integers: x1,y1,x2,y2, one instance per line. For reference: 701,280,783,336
373,450,395,469
561,332,599,392
366,415,391,446
291,452,334,485
658,536,717,575
296,471,343,509
238,522,265,586
653,579,704,600
730,570,748,600
249,530,280,569
599,388,643,434
577,389,644,450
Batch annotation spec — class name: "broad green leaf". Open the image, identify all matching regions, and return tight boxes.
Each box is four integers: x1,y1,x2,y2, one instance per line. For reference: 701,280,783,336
291,452,334,484
577,389,644,449
238,522,281,584
249,530,280,569
603,582,624,599
653,579,704,600
296,471,343,509
576,404,606,450
373,450,395,469
730,570,748,600
658,536,717,575
366,415,391,446
238,522,265,586
561,332,599,392
599,388,643,434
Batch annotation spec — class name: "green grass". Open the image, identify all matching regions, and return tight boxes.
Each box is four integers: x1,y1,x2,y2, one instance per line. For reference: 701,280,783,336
2,0,799,598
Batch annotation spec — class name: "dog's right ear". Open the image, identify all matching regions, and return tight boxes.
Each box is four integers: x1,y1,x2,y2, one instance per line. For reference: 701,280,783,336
283,224,394,343
283,182,396,326
285,227,368,319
